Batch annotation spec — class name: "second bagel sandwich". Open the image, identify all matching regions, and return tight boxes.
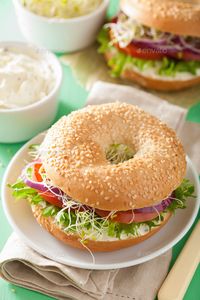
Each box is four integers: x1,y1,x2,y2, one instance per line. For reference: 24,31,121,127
98,0,200,91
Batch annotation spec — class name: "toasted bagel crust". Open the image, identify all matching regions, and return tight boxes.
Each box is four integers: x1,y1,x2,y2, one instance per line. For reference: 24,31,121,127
41,102,186,211
121,0,200,37
32,204,172,252
104,50,200,91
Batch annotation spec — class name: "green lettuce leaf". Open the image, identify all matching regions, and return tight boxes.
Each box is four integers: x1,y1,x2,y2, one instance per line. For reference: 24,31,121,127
97,27,200,78
97,26,111,54
42,205,60,217
9,180,44,205
167,179,196,213
158,57,200,76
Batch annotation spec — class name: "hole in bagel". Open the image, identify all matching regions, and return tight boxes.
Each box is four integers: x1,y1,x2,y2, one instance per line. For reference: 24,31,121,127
106,143,135,164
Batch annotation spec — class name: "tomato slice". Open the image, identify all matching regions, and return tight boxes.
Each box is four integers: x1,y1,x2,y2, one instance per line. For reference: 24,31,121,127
34,163,43,182
33,162,63,208
116,43,165,60
108,28,164,60
38,191,63,208
95,209,159,224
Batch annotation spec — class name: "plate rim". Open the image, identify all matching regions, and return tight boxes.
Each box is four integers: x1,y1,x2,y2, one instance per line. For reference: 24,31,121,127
2,132,200,270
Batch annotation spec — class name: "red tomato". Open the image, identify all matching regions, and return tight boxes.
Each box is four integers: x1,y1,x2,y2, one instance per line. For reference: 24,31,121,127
95,209,159,224
38,191,63,208
116,41,200,61
116,43,165,60
111,16,118,23
108,29,164,60
33,162,63,208
34,163,43,182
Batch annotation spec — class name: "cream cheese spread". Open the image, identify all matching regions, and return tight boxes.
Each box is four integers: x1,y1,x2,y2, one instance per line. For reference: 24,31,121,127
0,47,55,109
128,63,200,81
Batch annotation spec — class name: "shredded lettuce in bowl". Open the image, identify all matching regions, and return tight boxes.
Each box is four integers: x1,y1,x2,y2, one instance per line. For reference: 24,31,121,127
21,0,103,19
97,28,200,78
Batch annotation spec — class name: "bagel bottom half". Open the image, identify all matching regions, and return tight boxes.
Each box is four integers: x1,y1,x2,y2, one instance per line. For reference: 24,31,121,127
104,51,200,91
31,204,172,252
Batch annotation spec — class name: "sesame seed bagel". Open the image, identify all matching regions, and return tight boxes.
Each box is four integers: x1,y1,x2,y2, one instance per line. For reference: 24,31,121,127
121,0,200,37
31,204,172,252
41,102,186,211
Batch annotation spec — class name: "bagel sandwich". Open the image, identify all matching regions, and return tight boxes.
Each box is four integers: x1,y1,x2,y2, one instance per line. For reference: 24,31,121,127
10,103,195,252
97,0,200,91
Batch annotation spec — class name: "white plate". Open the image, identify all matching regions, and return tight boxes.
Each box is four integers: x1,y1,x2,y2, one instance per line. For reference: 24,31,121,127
2,133,200,270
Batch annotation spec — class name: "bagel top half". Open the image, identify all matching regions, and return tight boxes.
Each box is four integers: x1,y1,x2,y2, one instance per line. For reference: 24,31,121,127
41,102,186,211
121,0,200,37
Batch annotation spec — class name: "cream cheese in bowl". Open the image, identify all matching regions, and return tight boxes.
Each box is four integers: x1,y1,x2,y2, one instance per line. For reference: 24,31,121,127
0,42,62,143
0,47,55,109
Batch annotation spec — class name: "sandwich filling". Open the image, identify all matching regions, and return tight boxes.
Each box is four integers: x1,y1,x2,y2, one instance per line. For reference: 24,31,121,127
10,144,195,243
98,12,200,80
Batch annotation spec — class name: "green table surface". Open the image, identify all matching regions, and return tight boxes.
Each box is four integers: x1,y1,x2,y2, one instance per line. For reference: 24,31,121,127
0,1,200,299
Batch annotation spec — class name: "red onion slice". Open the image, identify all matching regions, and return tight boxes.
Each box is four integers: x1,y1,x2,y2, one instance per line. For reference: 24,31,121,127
21,162,63,197
178,36,200,55
131,40,200,60
131,38,167,46
118,30,200,59
134,195,173,214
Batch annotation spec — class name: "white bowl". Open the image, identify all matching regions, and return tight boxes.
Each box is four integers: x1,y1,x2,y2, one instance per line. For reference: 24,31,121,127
0,41,63,143
13,0,109,53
